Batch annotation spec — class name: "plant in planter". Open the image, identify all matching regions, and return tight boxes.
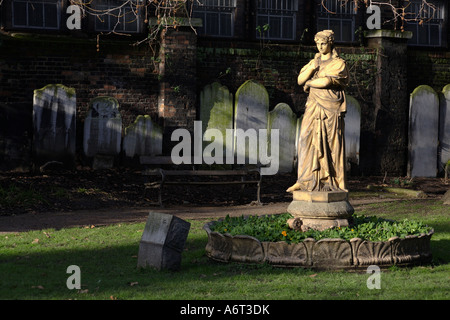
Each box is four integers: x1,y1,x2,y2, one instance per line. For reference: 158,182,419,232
204,213,434,270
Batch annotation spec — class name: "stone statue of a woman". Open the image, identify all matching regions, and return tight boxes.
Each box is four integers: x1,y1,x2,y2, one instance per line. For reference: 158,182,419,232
287,30,349,193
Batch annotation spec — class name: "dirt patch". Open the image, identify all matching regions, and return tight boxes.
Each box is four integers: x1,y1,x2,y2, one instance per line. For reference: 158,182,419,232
0,168,448,233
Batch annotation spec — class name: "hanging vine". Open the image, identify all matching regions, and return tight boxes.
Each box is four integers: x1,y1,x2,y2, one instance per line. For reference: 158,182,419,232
67,0,199,52
320,0,440,31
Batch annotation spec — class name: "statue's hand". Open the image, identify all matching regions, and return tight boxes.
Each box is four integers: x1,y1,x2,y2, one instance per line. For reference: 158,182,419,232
303,82,310,93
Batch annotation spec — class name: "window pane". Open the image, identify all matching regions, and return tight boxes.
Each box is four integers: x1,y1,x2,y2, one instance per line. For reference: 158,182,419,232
95,14,109,31
206,12,219,35
220,12,232,36
109,8,121,31
269,16,281,39
429,24,440,46
44,3,58,28
193,0,236,37
28,2,44,27
329,19,341,41
257,15,269,36
317,18,329,31
405,23,418,44
13,2,27,26
124,9,138,32
418,24,428,45
341,20,353,42
282,17,293,39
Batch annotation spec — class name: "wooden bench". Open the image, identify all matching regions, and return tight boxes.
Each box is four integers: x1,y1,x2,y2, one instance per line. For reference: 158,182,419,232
140,156,263,206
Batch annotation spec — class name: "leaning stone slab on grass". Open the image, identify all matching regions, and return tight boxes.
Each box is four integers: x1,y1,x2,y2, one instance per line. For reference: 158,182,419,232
268,103,297,173
234,80,269,164
344,95,361,172
439,85,450,173
123,115,163,158
33,84,76,167
137,212,191,271
408,85,439,177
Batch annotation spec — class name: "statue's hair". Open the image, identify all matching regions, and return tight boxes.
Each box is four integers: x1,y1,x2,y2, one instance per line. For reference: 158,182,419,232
314,30,335,44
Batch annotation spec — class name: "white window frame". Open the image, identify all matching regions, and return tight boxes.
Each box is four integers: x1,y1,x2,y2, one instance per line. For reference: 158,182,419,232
317,0,356,43
193,0,236,37
12,0,61,30
256,0,299,41
405,0,445,47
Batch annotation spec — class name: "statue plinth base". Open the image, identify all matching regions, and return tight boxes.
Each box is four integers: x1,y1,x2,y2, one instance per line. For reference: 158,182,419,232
287,191,354,231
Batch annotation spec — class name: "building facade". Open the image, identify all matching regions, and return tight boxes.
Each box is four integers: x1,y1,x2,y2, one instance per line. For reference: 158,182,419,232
0,0,449,175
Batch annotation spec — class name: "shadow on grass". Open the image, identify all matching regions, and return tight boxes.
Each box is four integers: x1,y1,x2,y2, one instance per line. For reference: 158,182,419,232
1,225,449,300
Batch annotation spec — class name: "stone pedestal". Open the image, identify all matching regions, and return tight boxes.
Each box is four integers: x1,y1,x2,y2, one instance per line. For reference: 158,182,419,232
287,191,354,231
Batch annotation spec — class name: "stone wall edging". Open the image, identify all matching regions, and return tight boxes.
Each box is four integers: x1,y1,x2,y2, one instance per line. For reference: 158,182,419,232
203,220,434,270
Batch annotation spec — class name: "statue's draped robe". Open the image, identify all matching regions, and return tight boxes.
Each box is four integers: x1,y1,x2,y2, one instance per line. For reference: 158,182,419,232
296,55,349,191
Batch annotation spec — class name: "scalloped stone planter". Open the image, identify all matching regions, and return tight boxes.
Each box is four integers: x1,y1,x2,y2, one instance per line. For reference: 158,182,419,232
203,221,434,270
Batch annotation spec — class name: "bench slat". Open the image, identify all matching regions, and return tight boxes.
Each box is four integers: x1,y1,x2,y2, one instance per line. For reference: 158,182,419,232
163,181,260,185
143,170,258,176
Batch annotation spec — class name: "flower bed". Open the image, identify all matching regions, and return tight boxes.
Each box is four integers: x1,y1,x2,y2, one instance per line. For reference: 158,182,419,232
203,213,434,270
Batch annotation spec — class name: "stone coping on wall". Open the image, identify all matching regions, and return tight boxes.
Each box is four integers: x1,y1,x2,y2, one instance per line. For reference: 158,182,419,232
365,29,413,40
203,220,434,270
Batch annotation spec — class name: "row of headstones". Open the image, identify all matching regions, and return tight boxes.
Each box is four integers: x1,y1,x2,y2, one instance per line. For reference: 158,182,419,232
32,82,361,172
200,80,361,173
33,84,163,169
408,84,450,177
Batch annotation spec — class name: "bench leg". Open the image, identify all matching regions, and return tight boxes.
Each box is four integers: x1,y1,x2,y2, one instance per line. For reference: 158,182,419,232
256,175,263,205
158,185,163,207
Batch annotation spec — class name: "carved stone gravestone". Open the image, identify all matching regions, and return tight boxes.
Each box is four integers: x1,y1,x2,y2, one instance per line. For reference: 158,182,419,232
137,212,191,271
33,84,76,168
268,103,297,172
199,82,234,160
344,95,361,173
123,115,163,158
83,96,122,169
234,80,269,164
408,85,439,177
439,84,450,173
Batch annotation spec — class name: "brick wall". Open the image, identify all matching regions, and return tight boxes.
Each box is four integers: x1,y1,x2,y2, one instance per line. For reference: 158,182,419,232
407,49,450,94
196,39,379,174
0,35,160,170
157,28,198,154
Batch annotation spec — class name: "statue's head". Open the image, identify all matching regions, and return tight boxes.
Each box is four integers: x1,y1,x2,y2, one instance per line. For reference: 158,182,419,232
314,30,338,58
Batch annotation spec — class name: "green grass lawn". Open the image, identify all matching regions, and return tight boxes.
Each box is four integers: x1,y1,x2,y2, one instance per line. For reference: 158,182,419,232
0,199,449,301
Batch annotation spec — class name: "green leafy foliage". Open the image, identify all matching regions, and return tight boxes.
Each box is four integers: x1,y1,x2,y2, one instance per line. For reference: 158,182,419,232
210,213,433,243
